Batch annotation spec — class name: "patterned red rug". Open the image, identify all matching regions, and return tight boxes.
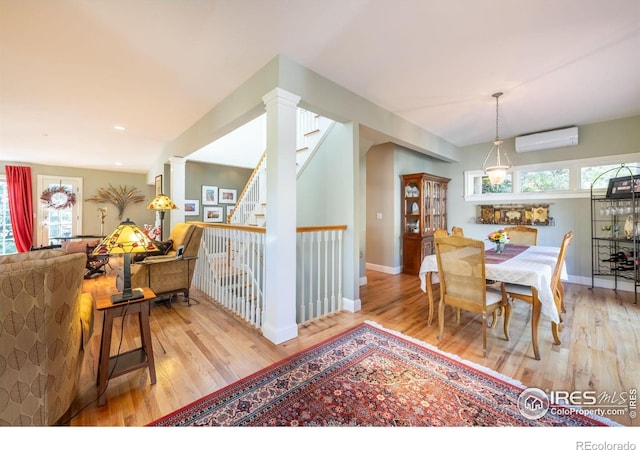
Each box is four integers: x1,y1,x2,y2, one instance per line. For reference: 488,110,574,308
148,322,619,427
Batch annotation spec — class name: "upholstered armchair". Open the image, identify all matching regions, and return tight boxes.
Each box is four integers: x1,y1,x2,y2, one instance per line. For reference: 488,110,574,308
0,250,95,426
128,223,203,306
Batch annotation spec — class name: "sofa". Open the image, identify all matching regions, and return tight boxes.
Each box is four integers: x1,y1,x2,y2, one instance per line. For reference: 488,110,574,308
0,249,95,426
127,223,203,306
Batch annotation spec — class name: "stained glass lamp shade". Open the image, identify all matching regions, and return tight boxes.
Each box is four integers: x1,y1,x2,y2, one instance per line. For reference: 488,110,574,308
93,218,158,303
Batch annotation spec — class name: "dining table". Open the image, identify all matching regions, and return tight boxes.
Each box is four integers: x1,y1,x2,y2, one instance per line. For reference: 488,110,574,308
418,241,567,332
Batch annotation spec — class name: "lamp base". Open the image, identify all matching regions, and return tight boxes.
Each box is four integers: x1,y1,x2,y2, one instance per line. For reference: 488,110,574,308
111,288,145,304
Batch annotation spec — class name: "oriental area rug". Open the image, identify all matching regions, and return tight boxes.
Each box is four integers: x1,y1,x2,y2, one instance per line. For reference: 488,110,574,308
148,321,619,427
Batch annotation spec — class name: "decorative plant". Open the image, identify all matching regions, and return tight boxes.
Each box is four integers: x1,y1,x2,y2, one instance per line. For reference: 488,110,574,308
85,184,146,220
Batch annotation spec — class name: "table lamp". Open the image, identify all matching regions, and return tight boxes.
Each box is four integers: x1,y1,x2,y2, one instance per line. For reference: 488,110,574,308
146,194,178,240
93,218,158,303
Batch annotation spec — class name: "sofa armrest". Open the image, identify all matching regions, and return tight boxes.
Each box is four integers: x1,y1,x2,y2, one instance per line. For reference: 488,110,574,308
78,292,95,348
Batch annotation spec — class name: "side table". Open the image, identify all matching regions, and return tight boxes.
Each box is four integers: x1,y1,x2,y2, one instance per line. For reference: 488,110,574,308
96,287,157,406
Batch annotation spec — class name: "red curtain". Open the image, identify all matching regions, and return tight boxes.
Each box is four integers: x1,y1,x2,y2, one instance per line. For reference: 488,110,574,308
5,165,34,252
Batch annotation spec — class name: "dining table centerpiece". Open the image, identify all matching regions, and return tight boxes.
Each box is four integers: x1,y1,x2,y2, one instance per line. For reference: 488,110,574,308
488,229,509,253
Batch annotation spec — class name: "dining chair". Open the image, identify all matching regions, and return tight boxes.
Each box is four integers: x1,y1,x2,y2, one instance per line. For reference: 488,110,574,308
434,236,511,357
503,230,573,360
434,228,449,238
451,226,464,237
503,225,538,245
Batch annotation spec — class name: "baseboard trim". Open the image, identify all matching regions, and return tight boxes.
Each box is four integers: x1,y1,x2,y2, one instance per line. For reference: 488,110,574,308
365,263,402,275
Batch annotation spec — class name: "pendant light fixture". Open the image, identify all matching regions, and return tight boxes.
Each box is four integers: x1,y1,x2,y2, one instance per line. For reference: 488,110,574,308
482,92,512,185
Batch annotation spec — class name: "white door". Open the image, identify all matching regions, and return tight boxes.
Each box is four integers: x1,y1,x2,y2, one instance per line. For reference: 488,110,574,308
37,175,83,246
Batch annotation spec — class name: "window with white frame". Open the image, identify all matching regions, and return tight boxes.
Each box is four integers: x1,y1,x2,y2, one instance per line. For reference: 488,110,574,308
464,153,640,202
0,175,17,255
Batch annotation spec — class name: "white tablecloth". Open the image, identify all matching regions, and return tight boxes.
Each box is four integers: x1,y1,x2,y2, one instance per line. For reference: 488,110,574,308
418,243,567,323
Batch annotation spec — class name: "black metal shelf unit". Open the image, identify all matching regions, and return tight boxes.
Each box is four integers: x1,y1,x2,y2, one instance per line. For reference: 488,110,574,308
590,164,640,304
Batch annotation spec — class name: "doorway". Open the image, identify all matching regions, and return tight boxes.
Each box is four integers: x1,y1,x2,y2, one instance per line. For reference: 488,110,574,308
36,175,83,246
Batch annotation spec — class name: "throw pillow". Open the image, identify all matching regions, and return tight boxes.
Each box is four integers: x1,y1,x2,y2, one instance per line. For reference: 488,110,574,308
133,239,173,262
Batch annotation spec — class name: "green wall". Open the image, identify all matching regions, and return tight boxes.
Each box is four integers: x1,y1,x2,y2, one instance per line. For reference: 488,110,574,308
423,115,640,282
183,160,252,223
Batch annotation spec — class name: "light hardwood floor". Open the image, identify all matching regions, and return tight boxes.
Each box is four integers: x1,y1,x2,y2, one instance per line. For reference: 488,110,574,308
69,267,639,426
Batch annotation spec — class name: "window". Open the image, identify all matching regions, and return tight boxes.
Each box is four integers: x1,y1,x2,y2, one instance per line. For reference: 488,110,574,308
580,164,640,190
465,153,640,202
520,168,570,192
0,176,17,255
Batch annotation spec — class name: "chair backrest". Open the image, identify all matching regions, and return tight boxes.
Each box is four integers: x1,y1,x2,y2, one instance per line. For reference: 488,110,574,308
435,236,488,308
504,225,538,245
551,230,573,291
434,228,449,238
451,226,464,237
168,223,203,257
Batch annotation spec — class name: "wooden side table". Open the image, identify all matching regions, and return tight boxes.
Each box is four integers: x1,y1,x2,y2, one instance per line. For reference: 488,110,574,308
96,287,157,406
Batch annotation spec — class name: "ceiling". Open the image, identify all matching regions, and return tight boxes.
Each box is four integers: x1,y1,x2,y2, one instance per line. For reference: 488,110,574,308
1,0,639,174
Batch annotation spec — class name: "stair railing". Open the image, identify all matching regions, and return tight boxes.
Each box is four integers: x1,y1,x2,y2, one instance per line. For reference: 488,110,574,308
193,223,347,330
228,151,266,226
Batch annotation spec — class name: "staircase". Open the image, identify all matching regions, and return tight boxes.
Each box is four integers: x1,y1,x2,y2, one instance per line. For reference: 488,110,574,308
228,108,334,228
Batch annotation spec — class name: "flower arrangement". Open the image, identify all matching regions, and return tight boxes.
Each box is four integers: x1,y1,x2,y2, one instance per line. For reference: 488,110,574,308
487,229,509,244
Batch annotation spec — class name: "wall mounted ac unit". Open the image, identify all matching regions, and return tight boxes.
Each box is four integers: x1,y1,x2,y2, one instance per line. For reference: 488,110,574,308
515,126,579,153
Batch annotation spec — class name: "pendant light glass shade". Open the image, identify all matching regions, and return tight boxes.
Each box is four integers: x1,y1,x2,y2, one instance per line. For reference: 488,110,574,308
482,92,512,185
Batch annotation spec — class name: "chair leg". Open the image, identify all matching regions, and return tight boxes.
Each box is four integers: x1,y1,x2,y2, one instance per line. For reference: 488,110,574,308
503,301,512,341
551,321,561,345
437,301,445,341
489,310,498,328
531,296,541,360
481,313,488,357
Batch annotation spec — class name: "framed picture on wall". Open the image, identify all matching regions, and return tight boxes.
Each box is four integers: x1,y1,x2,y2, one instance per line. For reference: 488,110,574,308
219,188,237,204
203,206,224,223
202,185,218,205
155,175,163,196
184,199,199,216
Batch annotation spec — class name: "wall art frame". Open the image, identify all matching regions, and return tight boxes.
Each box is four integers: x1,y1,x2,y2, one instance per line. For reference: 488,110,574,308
219,188,237,204
203,206,224,223
202,185,218,205
155,175,163,196
184,199,199,216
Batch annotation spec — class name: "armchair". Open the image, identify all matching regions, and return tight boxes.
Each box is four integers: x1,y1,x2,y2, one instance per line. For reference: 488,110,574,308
128,223,204,307
0,250,95,425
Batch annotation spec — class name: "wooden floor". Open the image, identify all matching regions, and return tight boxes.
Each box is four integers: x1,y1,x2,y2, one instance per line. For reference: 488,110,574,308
69,267,640,426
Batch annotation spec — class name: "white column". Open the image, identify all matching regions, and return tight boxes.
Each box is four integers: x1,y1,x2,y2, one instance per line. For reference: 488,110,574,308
261,87,300,344
169,156,186,228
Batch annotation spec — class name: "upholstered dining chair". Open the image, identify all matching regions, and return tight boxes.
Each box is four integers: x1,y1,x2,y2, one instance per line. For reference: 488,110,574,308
451,226,464,237
434,235,511,357
503,230,573,360
503,225,538,245
434,228,449,238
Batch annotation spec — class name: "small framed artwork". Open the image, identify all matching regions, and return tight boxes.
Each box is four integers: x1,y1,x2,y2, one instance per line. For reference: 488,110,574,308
202,185,218,205
184,199,199,216
219,188,237,204
203,206,224,223
155,175,163,196
606,176,640,199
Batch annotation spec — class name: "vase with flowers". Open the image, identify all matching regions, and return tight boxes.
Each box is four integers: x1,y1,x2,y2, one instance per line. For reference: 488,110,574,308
487,229,509,253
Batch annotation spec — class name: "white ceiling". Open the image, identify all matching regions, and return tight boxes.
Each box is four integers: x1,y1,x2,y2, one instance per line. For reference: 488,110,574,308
1,0,639,174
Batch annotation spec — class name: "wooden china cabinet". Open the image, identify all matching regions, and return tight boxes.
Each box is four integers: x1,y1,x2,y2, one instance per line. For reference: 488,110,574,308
401,172,450,275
